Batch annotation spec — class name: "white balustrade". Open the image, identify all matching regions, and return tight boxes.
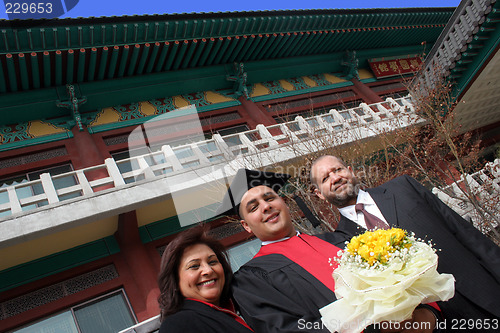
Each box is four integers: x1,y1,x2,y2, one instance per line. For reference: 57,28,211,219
420,0,493,89
0,97,416,219
432,159,500,231
7,187,22,214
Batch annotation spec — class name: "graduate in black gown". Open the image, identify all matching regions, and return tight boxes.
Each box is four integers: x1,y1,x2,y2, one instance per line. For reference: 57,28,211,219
157,225,253,333
218,169,440,333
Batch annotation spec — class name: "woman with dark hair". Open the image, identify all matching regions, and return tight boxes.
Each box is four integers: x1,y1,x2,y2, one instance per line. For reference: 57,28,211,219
157,225,254,333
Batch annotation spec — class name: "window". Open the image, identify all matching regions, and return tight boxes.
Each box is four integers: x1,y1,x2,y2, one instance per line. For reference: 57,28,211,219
27,165,79,202
371,82,407,94
338,111,352,120
227,238,261,271
13,311,79,333
112,148,172,183
265,90,357,113
380,91,408,100
216,125,249,137
0,164,79,217
274,100,362,123
11,290,136,333
216,125,258,147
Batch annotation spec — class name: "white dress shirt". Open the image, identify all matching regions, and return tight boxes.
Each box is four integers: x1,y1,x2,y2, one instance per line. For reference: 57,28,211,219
338,189,389,229
261,231,300,246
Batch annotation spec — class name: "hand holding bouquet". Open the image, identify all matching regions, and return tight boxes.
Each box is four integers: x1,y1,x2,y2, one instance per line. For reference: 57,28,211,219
319,228,455,333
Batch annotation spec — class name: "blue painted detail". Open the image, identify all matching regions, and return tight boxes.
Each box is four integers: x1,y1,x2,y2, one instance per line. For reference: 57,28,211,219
251,80,354,102
118,103,144,121
87,100,240,134
0,132,73,152
0,123,31,143
288,76,311,90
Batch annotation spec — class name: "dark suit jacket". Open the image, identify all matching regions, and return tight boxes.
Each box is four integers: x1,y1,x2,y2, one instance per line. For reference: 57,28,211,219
335,175,500,323
159,299,254,333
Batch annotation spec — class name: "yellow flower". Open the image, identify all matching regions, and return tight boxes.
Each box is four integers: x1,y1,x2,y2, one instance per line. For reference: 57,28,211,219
358,245,370,260
345,228,412,266
347,236,361,254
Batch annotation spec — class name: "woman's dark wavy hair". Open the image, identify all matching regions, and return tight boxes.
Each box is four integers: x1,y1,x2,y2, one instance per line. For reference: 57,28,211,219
157,224,233,321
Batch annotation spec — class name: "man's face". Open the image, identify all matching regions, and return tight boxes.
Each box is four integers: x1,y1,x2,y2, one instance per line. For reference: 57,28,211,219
239,185,295,242
311,156,359,208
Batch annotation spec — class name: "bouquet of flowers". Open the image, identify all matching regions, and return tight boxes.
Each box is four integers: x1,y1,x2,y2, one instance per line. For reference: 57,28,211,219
319,228,455,333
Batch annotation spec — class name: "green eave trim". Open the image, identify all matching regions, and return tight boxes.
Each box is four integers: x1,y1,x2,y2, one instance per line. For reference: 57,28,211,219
251,80,354,102
87,100,241,134
454,23,500,97
0,45,425,126
0,132,73,152
359,77,378,84
0,8,454,53
0,236,120,292
0,64,233,126
359,71,416,85
139,203,223,243
139,215,184,243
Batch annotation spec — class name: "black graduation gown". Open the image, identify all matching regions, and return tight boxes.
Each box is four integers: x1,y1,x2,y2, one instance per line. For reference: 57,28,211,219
232,233,348,333
159,299,254,333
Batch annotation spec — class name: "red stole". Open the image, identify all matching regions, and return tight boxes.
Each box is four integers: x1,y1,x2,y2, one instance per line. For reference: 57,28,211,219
186,298,254,331
254,234,340,292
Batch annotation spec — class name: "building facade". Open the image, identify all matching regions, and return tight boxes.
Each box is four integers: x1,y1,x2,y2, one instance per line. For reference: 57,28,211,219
1,3,498,332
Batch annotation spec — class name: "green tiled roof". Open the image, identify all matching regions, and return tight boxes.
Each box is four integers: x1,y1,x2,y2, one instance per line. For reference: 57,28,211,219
0,8,454,126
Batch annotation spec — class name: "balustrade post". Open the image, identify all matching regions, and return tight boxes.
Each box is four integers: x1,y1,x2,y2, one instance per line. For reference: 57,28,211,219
190,144,211,165
137,156,156,179
401,97,414,112
238,133,258,153
256,124,279,147
76,170,94,195
7,187,22,214
40,173,59,204
279,123,299,142
161,145,183,171
295,116,311,132
489,159,500,178
105,158,126,186
212,134,234,160
386,97,402,115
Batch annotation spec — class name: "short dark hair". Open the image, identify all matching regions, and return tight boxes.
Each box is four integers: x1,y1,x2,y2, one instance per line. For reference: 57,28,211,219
157,224,233,321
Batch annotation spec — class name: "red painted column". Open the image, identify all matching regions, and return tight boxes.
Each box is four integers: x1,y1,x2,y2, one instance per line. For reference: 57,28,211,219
351,78,384,104
67,126,107,170
65,126,113,191
115,211,161,321
238,96,277,128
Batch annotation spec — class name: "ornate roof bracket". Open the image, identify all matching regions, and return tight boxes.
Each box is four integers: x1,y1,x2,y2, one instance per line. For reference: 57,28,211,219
56,84,88,131
226,62,249,99
341,50,360,80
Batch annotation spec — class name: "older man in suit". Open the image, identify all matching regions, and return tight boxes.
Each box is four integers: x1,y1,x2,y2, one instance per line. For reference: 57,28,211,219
310,155,500,331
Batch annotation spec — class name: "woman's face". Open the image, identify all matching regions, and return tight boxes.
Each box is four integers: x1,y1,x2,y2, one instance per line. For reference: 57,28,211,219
177,243,225,305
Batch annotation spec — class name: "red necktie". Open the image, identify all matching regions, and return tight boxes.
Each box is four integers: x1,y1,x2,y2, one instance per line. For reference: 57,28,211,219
355,203,388,230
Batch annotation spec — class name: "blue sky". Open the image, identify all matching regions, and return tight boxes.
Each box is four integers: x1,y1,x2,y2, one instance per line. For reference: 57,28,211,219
1,0,461,20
